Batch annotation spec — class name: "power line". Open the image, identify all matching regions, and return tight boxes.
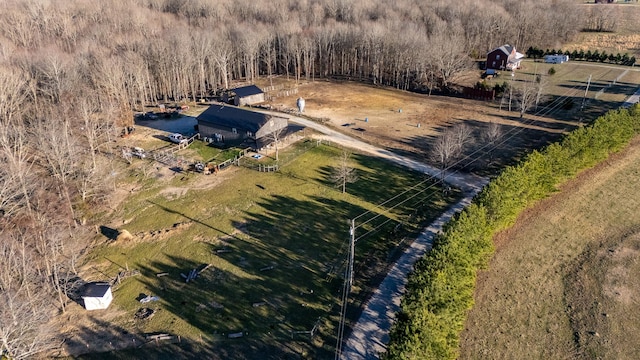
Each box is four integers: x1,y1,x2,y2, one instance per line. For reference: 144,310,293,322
352,68,613,234
334,67,617,356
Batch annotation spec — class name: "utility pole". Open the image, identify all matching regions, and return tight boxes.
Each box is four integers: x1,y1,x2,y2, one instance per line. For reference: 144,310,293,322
581,74,592,112
509,71,514,112
348,219,355,292
335,219,356,360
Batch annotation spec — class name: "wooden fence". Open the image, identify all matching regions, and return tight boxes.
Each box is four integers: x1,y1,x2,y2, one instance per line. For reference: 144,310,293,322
265,87,298,100
149,134,199,167
462,86,495,101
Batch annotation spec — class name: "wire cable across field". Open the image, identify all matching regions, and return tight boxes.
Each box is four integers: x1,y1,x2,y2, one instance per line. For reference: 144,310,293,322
335,67,621,359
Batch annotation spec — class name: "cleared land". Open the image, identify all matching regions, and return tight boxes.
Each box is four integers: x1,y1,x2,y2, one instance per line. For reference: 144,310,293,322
64,63,638,358
61,142,458,359
266,79,572,148
459,137,640,359
258,65,639,175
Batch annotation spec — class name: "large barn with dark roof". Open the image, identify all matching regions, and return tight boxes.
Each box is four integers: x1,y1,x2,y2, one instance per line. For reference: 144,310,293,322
196,105,288,149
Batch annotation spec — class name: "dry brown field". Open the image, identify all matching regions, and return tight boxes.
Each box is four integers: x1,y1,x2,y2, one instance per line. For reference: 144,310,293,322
256,78,584,172
566,3,640,57
459,137,640,359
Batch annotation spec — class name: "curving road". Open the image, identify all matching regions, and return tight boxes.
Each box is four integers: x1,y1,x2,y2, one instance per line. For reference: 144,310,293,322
256,109,488,359
257,73,640,359
263,110,487,194
340,194,479,359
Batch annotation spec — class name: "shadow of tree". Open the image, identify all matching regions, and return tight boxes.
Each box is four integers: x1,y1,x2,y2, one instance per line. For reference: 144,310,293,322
70,144,461,359
65,316,297,359
385,110,583,177
316,153,446,207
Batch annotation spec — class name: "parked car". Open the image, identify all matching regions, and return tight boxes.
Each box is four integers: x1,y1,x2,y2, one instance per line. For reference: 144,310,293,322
168,133,187,144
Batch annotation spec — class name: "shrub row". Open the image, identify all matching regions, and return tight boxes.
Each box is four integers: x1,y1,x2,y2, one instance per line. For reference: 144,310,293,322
384,104,640,359
526,46,637,66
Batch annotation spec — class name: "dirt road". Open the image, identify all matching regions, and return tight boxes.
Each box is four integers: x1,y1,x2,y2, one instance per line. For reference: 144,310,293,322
265,111,487,194
340,194,479,360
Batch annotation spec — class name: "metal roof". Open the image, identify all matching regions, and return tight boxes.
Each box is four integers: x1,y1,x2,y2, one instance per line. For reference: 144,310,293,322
233,85,263,98
488,44,514,56
82,283,111,298
197,105,282,133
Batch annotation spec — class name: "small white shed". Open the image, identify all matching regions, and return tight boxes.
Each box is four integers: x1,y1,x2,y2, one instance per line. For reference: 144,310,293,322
82,283,113,311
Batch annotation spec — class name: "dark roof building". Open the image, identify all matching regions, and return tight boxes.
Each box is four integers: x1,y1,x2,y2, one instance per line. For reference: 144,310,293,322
232,85,265,106
196,105,288,149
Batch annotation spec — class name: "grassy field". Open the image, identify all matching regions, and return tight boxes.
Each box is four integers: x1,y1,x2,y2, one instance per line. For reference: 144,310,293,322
459,137,640,359
514,61,640,120
62,141,458,359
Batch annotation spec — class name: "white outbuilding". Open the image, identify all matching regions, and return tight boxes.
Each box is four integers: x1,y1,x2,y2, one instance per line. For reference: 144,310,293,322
82,283,113,311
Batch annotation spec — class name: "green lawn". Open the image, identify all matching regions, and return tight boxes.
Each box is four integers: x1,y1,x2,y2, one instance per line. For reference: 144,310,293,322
80,141,458,358
485,61,639,122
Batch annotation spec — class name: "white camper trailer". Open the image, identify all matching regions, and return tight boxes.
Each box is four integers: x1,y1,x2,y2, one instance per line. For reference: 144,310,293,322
544,54,569,64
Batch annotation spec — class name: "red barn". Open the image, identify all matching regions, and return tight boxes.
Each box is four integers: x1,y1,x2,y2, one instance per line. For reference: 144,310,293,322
486,44,524,71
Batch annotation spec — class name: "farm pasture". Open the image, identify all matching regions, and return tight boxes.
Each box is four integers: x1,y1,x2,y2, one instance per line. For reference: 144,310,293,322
459,137,640,359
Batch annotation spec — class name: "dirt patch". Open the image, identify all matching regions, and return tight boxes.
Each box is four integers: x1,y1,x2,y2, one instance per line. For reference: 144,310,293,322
133,221,192,243
115,229,135,242
51,306,142,358
564,230,640,359
261,79,576,171
135,307,156,320
158,166,240,201
159,186,189,200
602,242,640,305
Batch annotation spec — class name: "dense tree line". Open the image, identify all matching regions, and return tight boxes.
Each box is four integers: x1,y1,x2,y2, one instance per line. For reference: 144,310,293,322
1,0,584,106
0,0,589,358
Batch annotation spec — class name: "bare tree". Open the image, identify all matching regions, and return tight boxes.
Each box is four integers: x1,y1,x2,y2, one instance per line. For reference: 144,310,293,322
330,150,359,194
0,230,58,360
30,112,79,219
211,33,233,90
427,24,473,89
583,5,618,32
535,74,549,111
268,127,286,161
453,123,474,151
430,123,474,183
0,65,28,125
0,124,36,216
517,78,539,118
482,121,503,164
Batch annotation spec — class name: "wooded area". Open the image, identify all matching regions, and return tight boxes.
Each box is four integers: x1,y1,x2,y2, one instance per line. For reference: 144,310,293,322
0,0,589,358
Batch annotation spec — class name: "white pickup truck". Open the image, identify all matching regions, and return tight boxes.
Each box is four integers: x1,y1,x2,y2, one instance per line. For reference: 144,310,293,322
168,133,188,144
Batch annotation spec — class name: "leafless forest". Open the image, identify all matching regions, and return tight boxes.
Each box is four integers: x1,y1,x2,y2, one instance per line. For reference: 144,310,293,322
0,0,586,357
